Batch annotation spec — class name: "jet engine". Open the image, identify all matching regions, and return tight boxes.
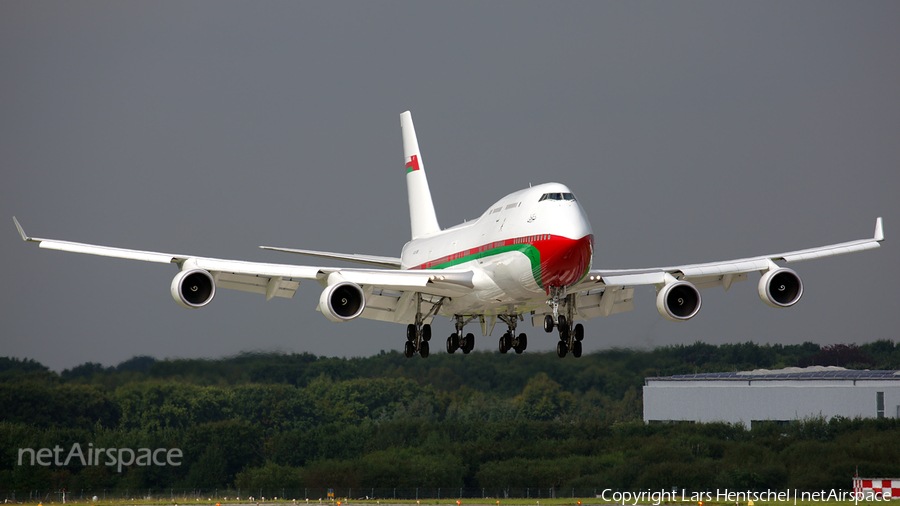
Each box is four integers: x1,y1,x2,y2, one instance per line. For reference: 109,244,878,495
656,280,702,322
319,281,366,322
171,269,216,308
758,267,803,308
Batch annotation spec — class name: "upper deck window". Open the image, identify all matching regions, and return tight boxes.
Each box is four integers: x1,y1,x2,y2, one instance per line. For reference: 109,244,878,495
538,192,576,202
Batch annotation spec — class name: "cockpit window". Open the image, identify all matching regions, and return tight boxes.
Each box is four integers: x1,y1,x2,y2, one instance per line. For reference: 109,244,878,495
538,192,576,202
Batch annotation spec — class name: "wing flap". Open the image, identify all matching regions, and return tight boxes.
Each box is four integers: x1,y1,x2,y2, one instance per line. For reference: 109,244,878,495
679,259,769,278
192,257,324,280
214,272,300,299
600,271,665,286
690,273,748,291
531,287,635,324
355,288,438,325
338,269,474,292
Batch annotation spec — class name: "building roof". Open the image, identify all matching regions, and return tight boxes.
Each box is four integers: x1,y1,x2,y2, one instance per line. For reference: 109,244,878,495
646,366,900,382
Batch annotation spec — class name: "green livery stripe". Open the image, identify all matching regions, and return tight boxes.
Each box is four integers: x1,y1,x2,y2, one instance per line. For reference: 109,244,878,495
410,234,593,290
423,244,544,288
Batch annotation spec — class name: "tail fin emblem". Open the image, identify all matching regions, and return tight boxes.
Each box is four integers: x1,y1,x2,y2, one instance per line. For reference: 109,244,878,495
405,154,421,173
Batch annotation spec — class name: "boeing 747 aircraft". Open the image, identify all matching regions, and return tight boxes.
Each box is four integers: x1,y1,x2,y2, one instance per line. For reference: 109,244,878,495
14,111,885,358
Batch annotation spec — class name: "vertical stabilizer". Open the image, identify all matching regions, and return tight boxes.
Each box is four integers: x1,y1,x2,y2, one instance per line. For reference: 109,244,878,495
400,111,441,240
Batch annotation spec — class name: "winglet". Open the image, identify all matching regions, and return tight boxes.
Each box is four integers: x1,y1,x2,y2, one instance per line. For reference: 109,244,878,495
13,217,31,242
875,217,884,242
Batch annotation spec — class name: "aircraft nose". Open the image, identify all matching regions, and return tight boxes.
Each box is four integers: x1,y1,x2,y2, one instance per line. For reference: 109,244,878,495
540,234,593,289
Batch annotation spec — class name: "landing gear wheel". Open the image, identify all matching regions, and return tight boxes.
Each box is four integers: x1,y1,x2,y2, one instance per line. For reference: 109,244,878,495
419,340,430,358
406,324,416,342
556,340,568,358
558,324,569,340
404,341,415,358
447,333,459,354
463,333,475,354
543,314,554,333
499,336,508,354
558,315,567,329
422,324,432,342
514,333,527,354
503,332,513,351
574,323,584,342
572,340,583,358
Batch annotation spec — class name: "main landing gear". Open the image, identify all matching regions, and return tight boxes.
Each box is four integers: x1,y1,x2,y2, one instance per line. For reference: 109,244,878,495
497,314,527,354
446,315,476,355
543,287,584,358
404,293,445,359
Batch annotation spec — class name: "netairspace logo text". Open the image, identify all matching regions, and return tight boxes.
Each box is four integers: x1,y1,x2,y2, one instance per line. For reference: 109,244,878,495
18,443,181,473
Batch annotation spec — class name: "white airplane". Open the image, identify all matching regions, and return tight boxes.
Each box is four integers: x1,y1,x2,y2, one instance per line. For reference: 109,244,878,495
14,111,885,359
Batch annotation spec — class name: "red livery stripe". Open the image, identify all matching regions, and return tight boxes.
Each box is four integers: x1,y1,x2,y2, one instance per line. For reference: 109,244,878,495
410,234,593,289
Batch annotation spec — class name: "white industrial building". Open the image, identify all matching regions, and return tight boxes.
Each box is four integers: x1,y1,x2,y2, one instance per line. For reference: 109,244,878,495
643,366,900,426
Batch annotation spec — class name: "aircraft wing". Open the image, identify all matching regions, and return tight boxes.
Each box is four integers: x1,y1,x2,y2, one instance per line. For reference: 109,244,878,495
559,217,884,321
259,245,402,269
13,217,471,323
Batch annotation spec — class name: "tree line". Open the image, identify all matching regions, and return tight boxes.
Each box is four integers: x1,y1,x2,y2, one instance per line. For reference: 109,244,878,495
1,340,899,494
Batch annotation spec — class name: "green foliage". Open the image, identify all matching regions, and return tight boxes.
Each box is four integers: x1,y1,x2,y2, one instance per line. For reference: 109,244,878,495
0,357,50,376
514,373,574,420
234,461,303,490
2,342,898,492
115,381,231,430
61,362,113,381
0,382,120,429
0,356,56,384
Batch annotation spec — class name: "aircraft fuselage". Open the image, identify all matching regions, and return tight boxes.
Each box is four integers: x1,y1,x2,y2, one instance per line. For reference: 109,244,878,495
400,182,593,317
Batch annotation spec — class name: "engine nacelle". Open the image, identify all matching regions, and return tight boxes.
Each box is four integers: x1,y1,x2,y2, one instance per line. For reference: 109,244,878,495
758,267,803,308
656,280,702,322
171,269,216,308
318,281,366,322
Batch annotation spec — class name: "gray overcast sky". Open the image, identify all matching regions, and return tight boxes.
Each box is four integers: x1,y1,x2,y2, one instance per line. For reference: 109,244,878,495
2,2,898,372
